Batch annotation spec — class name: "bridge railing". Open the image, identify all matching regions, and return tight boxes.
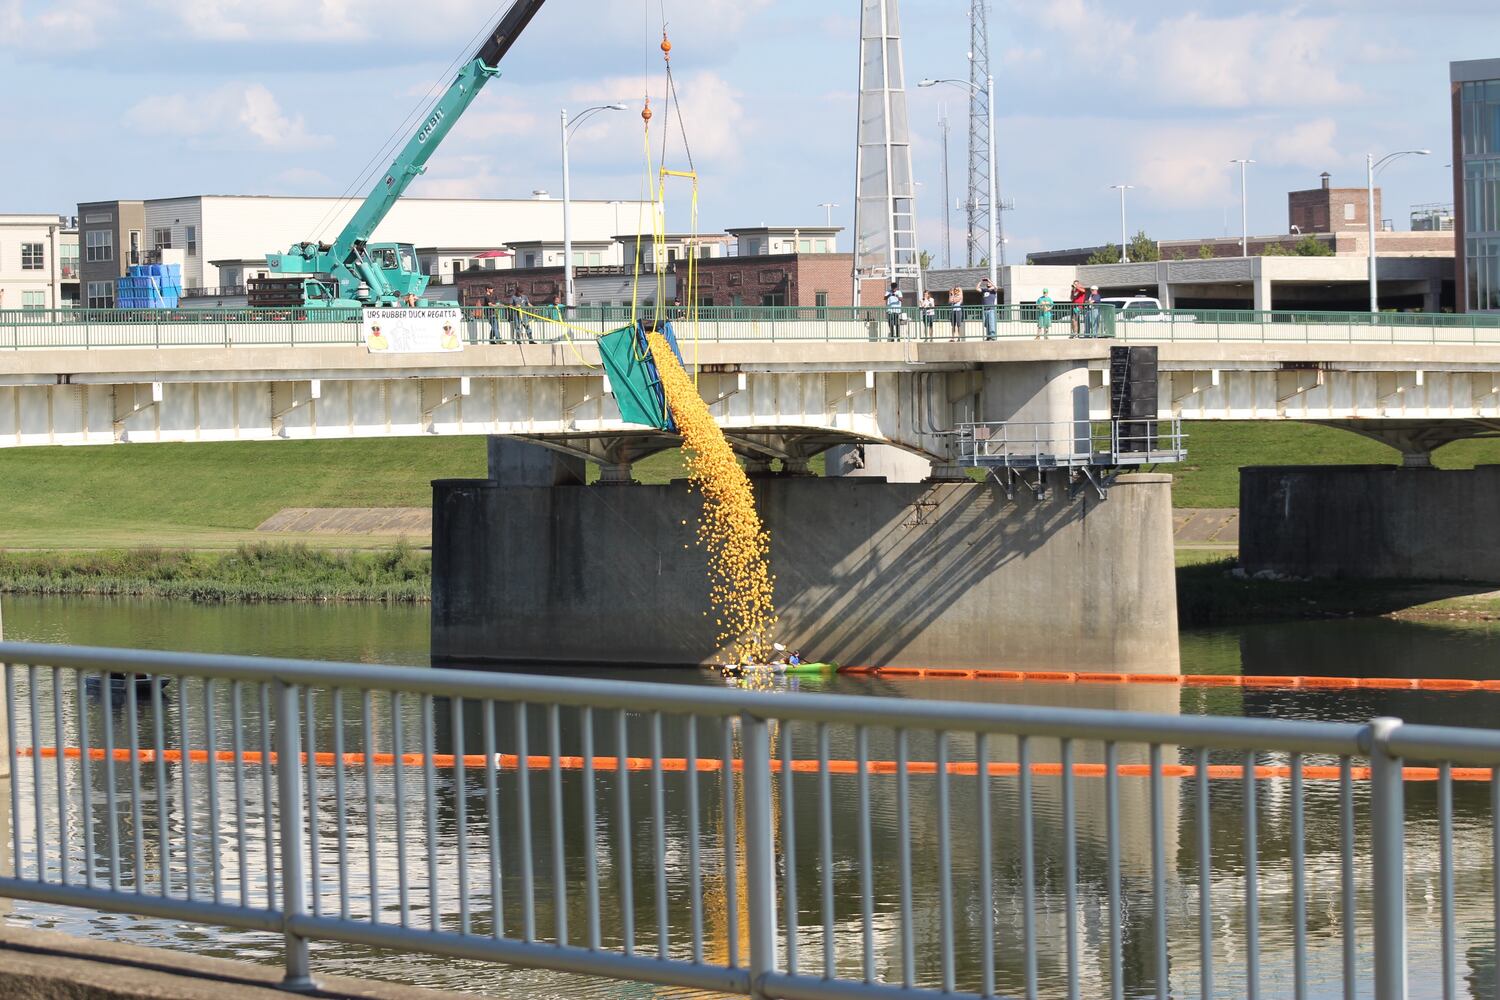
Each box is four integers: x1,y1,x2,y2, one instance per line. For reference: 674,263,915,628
7,304,1500,349
0,641,1490,1000
1115,306,1500,344
0,305,1117,349
955,418,1188,468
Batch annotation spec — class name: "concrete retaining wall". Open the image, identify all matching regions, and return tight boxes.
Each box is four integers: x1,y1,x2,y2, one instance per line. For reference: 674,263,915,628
431,472,1179,672
1241,465,1500,582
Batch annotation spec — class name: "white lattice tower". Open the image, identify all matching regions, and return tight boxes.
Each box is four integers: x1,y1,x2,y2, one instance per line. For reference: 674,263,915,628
853,0,921,300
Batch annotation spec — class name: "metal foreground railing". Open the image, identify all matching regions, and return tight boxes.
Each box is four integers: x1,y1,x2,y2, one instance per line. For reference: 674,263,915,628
1,643,1499,999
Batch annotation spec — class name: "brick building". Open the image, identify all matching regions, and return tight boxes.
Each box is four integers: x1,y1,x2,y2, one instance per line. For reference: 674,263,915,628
672,253,859,307
1288,172,1381,234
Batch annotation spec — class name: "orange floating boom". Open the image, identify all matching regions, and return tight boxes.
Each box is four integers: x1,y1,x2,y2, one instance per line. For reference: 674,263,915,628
12,747,1494,782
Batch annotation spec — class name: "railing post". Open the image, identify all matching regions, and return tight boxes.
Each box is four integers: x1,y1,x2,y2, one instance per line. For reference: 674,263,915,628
274,679,314,992
1366,716,1406,1000
740,711,777,999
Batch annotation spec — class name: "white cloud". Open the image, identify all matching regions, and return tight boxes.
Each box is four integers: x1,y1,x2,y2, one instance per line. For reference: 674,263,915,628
126,82,331,150
1264,118,1341,168
1015,3,1360,110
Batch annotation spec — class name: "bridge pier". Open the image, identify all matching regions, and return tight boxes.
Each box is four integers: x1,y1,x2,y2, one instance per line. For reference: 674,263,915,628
432,443,1180,671
1241,464,1500,582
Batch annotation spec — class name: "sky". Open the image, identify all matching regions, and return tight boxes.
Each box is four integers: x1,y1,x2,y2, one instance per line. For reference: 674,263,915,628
1,0,1495,262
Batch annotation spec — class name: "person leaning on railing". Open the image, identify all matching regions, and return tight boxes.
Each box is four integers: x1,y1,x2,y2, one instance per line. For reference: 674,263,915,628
1069,280,1086,337
921,290,936,339
947,285,964,340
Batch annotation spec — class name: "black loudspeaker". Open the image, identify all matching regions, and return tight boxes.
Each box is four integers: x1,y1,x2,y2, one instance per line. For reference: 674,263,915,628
1109,346,1158,452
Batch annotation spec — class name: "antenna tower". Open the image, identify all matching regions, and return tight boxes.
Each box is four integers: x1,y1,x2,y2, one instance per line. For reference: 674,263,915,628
967,0,997,267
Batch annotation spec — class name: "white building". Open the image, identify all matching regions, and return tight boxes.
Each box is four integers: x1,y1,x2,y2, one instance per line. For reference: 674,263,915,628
109,194,657,295
727,226,841,257
0,215,79,310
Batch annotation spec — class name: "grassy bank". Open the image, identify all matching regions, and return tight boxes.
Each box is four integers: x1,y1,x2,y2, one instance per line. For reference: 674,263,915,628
1,423,1499,549
0,545,430,602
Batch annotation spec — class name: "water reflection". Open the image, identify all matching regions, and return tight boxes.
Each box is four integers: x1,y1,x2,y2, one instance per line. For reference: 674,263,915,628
2,595,1500,998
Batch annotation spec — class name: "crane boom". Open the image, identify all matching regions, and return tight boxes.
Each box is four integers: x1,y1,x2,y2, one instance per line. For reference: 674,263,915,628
259,0,548,309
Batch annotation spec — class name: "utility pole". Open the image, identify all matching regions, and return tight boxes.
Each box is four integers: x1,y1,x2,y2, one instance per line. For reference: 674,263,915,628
939,104,952,269
1111,184,1134,263
1230,158,1254,256
966,0,991,269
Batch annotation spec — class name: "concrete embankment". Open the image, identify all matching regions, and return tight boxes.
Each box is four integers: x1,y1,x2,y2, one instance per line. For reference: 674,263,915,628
432,466,1179,672
1241,465,1500,582
0,924,470,1000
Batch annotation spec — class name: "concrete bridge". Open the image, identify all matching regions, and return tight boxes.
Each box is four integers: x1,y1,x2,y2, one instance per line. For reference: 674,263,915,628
3,309,1500,471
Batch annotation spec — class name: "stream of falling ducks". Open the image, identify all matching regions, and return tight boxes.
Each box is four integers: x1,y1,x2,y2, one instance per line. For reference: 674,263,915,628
645,332,779,671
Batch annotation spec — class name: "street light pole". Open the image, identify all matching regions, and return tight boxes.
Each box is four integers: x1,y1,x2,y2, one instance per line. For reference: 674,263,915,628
561,103,627,309
1366,148,1432,313
1110,184,1134,263
818,202,839,227
920,76,1002,282
1230,159,1254,256
560,109,573,307
985,73,999,282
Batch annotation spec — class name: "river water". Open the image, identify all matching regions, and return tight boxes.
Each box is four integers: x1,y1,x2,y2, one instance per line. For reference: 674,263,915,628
2,594,1499,999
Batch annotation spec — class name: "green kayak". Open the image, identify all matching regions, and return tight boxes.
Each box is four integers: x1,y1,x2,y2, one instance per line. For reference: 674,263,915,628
719,662,837,677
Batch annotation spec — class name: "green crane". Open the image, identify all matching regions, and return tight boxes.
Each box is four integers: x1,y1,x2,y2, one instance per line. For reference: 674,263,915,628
254,0,547,309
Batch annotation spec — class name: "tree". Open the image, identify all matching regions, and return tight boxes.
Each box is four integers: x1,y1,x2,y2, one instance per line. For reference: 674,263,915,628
919,250,933,269
1085,244,1121,265
1261,241,1290,256
1172,249,1187,261
1197,244,1216,260
1294,235,1334,257
1127,230,1160,262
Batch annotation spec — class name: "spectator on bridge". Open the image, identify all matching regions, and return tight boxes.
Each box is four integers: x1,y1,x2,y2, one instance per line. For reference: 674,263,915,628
1069,280,1086,337
1035,288,1053,339
1085,285,1102,338
920,290,936,339
947,286,964,339
479,286,501,344
509,290,535,344
978,277,998,341
885,282,903,341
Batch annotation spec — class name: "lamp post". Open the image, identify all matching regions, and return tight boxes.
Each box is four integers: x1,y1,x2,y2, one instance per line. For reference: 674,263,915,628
1230,159,1254,256
1110,184,1134,263
561,103,628,309
818,202,839,228
1366,148,1431,313
920,76,999,285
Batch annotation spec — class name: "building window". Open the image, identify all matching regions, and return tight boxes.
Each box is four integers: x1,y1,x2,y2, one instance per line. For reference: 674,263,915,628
152,227,172,251
815,291,829,307
86,281,115,309
22,291,45,309
85,230,113,262
83,213,111,224
815,240,828,252
186,225,197,255
20,243,44,270
1461,79,1500,158
588,252,602,266
128,231,141,265
799,240,812,253
1343,203,1356,222
700,245,713,258
60,242,79,278
524,253,537,268
668,248,679,263
761,292,785,306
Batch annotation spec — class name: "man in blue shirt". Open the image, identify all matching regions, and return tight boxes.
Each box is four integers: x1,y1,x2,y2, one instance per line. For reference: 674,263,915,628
885,282,903,341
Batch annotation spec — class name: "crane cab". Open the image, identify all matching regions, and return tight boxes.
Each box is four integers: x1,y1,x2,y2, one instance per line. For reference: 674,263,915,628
361,242,430,305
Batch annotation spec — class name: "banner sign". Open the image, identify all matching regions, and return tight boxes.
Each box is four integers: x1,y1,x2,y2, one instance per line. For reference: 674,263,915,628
362,307,464,353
